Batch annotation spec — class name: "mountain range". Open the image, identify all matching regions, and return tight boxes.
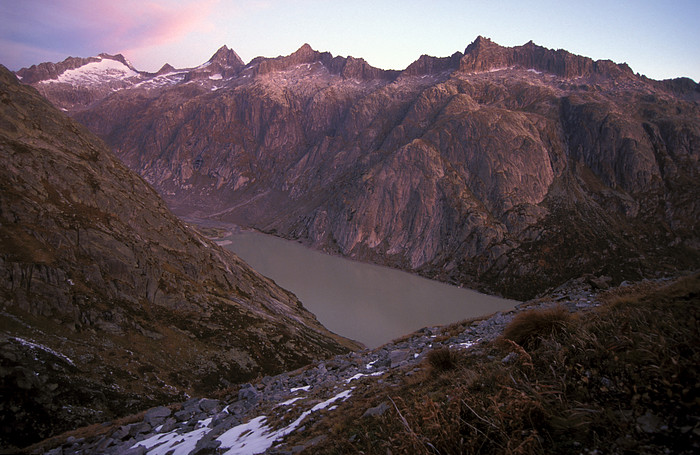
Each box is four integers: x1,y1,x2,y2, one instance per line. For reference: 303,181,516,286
18,36,700,299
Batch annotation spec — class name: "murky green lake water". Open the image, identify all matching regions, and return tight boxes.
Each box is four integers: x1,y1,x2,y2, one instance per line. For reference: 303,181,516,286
220,231,516,347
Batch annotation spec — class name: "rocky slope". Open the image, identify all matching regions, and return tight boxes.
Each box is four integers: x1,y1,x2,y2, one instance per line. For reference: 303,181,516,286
20,37,700,299
27,274,699,454
0,65,359,451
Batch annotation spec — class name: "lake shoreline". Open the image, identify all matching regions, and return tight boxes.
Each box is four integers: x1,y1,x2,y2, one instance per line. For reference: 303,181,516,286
190,220,517,347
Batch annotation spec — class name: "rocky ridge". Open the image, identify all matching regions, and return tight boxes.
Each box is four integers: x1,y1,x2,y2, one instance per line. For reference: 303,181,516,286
0,65,359,450
29,276,681,455
26,37,699,300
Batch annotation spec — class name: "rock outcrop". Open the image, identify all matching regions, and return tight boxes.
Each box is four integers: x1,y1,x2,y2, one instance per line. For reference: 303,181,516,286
0,65,359,450
459,36,634,79
20,38,700,300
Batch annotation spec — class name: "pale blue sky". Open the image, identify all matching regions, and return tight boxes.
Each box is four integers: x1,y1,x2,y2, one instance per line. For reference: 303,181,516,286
1,0,698,82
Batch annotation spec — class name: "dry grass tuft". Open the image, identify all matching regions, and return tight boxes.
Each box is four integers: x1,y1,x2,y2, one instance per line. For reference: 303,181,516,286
500,305,572,350
426,346,461,373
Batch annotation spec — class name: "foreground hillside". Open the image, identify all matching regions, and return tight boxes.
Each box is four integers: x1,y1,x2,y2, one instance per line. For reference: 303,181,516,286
26,274,699,454
23,37,700,299
0,65,359,451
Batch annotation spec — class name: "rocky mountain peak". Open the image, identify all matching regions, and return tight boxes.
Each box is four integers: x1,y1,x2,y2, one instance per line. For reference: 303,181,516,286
15,55,100,84
460,36,514,73
253,43,331,76
97,52,136,71
287,43,324,66
155,62,176,75
294,43,316,57
467,35,496,50
460,36,634,79
208,45,244,68
402,51,463,76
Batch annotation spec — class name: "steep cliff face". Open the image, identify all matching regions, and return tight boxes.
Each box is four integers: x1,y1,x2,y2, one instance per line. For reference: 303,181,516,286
0,66,358,449
24,38,700,299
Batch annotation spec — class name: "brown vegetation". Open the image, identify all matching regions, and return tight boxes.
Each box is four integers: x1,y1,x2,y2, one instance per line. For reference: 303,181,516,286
500,305,572,350
426,346,462,373
285,274,700,454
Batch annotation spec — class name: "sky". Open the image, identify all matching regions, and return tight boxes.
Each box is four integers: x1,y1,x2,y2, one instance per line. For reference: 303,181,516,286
1,0,698,82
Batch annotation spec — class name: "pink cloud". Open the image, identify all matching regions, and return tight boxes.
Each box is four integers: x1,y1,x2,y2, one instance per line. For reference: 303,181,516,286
47,0,219,54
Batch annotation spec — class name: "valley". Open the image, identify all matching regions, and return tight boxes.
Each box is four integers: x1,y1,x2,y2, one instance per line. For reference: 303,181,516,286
19,37,699,300
2,34,699,454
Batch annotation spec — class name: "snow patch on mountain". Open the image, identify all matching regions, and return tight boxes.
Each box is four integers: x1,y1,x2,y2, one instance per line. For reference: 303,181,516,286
11,337,75,366
133,72,187,89
41,57,139,85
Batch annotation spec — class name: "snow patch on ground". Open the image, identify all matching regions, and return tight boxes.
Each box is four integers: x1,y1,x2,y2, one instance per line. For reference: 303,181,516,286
345,372,383,383
277,397,303,407
11,337,74,366
456,339,480,349
134,388,353,455
133,417,212,455
310,389,352,411
217,389,353,454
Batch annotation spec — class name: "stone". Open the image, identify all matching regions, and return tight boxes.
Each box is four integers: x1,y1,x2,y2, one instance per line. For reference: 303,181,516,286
175,409,194,421
589,275,613,290
389,350,411,368
637,412,663,434
143,406,171,426
191,435,222,454
362,402,390,418
197,398,221,413
94,436,115,452
111,426,130,441
501,352,518,364
127,422,151,437
159,417,178,433
238,384,260,403
121,446,147,455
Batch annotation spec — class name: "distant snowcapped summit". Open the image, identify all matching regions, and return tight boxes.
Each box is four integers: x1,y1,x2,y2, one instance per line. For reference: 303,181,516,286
39,55,139,86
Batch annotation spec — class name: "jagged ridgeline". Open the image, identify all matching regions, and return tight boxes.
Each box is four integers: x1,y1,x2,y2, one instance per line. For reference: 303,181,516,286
22,37,700,300
0,65,359,450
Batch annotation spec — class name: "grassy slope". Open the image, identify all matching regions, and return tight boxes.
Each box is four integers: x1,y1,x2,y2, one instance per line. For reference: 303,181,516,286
293,274,700,454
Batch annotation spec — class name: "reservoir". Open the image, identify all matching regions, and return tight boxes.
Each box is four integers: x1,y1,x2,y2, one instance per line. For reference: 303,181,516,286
219,231,517,348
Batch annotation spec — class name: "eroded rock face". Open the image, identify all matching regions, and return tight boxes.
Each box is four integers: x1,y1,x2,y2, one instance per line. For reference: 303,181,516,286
0,65,359,450
22,38,700,300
